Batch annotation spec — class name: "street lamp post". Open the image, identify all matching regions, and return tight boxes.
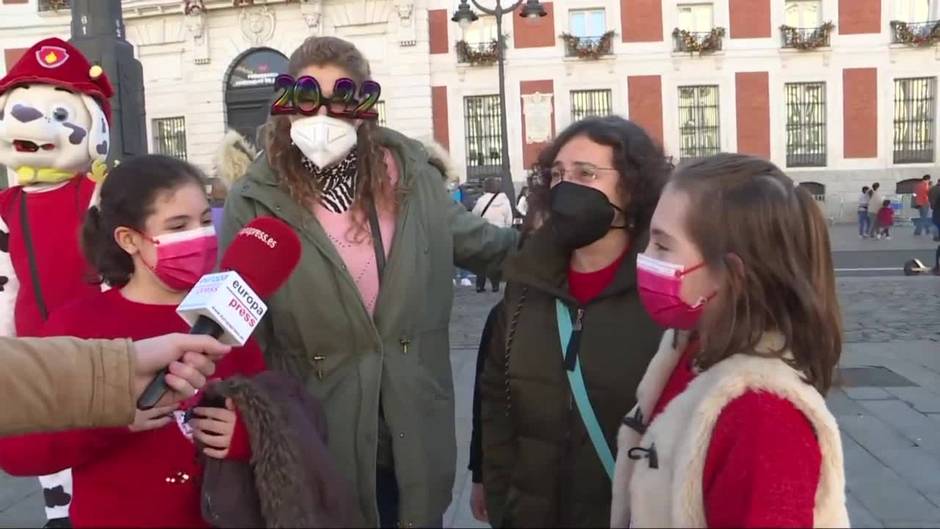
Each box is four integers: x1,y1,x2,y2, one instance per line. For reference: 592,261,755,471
452,0,546,212
69,0,147,164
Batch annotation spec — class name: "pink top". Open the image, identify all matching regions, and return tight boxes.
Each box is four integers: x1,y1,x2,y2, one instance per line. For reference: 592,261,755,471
313,149,398,315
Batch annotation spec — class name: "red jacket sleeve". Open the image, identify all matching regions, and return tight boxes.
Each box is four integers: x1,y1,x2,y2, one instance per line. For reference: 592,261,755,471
218,339,265,461
0,427,130,476
236,338,267,376
702,390,822,528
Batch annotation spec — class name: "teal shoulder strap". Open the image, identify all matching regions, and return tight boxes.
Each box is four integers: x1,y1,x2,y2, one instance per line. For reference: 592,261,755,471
555,299,615,480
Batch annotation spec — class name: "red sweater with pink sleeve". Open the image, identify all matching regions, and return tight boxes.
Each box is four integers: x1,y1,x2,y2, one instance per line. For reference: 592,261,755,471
649,339,822,528
0,288,265,528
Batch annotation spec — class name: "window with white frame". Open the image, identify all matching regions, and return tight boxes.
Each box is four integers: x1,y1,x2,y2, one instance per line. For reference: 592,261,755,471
785,82,827,167
152,117,187,160
893,0,931,22
894,77,936,164
570,89,612,122
677,3,714,33
784,0,822,27
569,9,607,41
462,15,499,45
678,85,720,159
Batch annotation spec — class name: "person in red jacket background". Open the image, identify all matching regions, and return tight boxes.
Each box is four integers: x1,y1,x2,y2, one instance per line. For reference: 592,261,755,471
0,155,265,528
876,199,895,240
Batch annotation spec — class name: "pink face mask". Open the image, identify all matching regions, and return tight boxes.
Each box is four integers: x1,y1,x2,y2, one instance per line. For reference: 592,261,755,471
144,226,218,291
636,253,715,330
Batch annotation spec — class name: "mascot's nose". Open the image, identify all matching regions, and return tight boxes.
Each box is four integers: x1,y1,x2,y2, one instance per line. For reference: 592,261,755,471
10,104,43,123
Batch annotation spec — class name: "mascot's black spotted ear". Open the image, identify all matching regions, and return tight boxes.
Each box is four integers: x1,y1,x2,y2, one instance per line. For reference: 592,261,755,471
81,94,109,164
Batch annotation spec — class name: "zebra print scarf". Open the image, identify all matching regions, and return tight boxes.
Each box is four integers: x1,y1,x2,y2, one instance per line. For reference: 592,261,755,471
301,149,359,214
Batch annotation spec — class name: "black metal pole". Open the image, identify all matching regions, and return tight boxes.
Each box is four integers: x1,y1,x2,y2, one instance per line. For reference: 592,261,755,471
493,2,517,212
69,0,148,164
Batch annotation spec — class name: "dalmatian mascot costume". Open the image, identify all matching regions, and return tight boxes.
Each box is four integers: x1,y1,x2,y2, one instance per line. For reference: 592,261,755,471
0,37,111,528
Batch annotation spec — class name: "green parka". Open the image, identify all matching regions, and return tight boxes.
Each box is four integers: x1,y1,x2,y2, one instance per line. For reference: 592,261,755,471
220,128,518,527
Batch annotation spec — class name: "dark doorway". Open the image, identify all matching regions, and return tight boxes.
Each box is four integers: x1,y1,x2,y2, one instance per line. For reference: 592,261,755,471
224,47,289,147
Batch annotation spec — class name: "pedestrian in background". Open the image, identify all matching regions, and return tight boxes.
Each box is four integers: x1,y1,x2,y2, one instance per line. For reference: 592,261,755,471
480,116,668,528
914,174,933,237
930,180,940,273
876,199,894,240
612,154,847,528
516,186,529,217
472,177,514,293
867,182,883,238
857,185,871,238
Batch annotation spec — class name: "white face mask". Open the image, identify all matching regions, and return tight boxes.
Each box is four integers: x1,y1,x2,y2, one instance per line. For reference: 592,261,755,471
289,115,358,169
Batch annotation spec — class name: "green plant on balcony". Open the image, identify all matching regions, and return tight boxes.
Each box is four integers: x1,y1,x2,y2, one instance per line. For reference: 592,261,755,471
456,36,508,66
780,21,834,50
672,27,725,55
891,20,940,47
559,30,616,59
38,0,70,12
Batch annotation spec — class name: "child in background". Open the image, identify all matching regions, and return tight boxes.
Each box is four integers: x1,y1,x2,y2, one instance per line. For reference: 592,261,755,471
877,199,894,240
0,155,266,528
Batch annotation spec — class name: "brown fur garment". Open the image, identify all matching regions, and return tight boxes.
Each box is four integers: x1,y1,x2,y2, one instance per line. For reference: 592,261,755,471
199,371,357,528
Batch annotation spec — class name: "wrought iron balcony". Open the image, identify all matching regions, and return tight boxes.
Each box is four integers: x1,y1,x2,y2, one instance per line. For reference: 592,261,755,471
560,31,615,59
38,0,70,12
672,27,725,55
780,22,834,50
456,39,500,66
890,20,940,47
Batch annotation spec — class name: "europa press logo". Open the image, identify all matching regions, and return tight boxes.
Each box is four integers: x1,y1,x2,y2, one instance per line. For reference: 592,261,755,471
270,75,381,120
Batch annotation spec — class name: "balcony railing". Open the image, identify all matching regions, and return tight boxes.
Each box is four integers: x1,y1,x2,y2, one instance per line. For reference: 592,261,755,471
560,31,615,59
672,27,725,55
780,22,834,50
890,20,940,47
456,39,500,66
38,0,70,12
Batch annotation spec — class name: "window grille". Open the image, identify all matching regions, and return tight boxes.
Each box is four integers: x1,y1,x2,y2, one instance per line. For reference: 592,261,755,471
894,77,936,164
678,85,720,159
785,82,827,167
153,117,188,160
570,89,612,122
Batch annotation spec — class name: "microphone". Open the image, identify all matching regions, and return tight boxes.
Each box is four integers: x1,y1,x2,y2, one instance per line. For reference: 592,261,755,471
136,217,302,410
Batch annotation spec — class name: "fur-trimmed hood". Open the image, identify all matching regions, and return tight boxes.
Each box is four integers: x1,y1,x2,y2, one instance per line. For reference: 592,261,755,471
416,136,459,185
199,371,357,528
213,130,258,189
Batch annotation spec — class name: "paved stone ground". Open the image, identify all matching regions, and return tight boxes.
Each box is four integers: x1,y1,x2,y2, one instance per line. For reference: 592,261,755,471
3,277,940,528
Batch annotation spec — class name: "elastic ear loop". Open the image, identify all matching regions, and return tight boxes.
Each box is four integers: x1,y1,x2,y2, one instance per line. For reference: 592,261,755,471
678,260,718,307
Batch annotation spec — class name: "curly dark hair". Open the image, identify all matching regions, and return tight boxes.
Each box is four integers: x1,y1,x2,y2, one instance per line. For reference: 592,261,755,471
528,116,672,239
82,154,206,287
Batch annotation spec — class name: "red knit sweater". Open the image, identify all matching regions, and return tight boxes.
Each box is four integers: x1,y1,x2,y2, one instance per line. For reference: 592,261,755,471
0,289,265,528
568,247,628,305
650,338,822,528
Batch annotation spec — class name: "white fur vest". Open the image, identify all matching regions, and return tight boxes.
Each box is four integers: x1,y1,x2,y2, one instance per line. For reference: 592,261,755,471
610,330,849,528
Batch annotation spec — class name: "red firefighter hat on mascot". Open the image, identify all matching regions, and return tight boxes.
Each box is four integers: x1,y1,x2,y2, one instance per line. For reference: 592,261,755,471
0,37,114,123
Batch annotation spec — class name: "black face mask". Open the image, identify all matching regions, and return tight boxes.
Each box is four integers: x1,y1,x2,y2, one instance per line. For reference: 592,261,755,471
550,181,625,249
